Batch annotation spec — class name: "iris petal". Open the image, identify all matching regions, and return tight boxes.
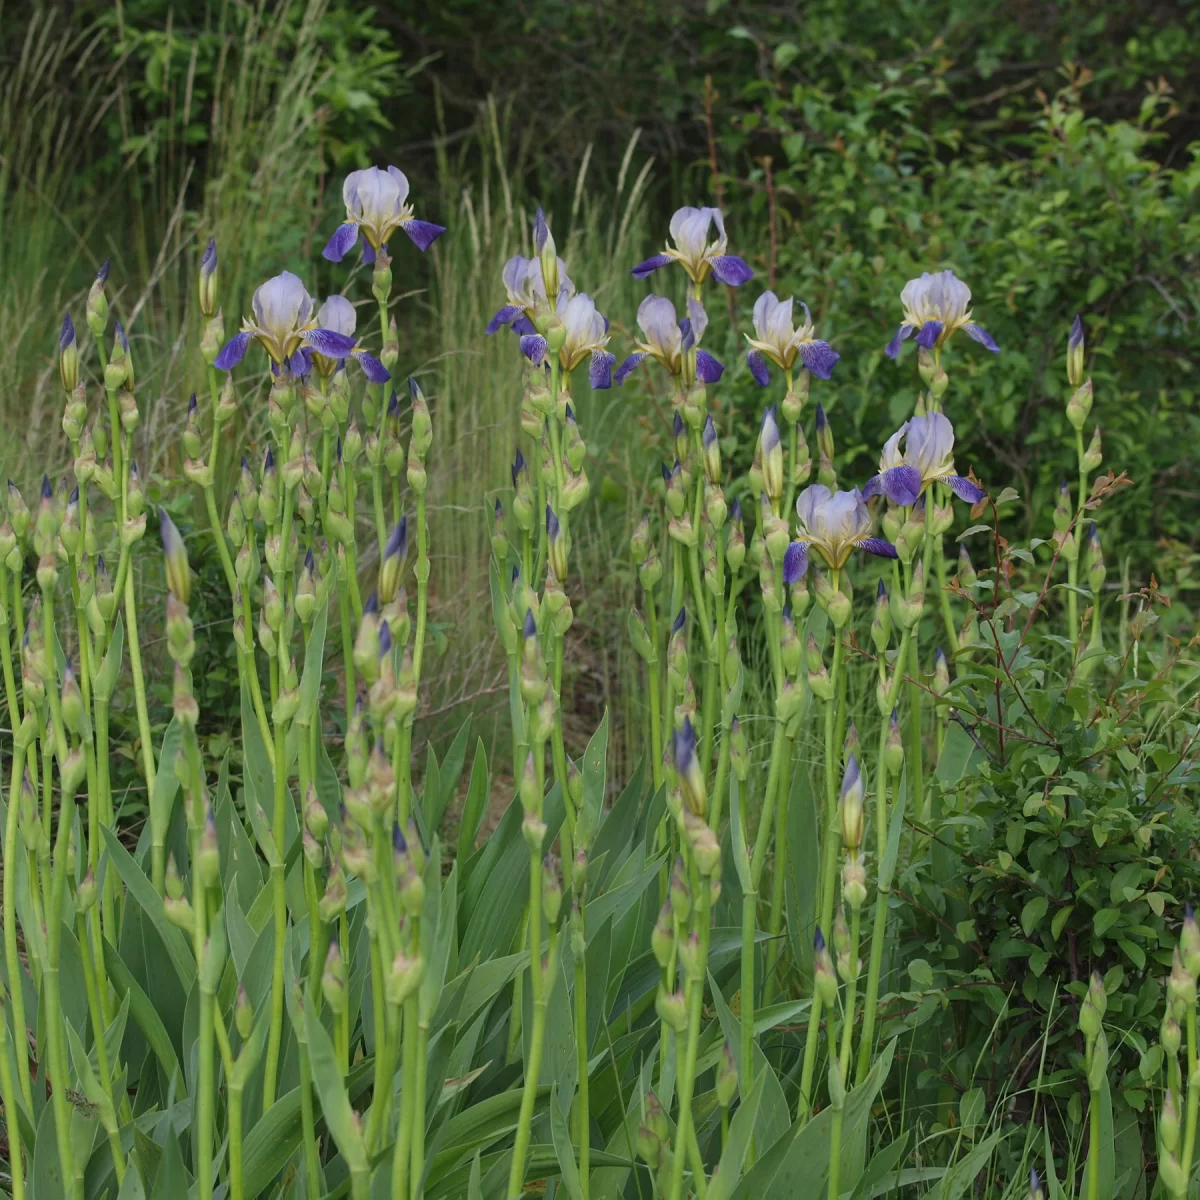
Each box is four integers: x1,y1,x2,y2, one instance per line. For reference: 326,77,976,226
589,349,615,390
485,305,523,335
694,349,724,384
614,352,647,385
857,537,898,559
322,222,360,263
519,335,548,365
946,474,986,504
304,329,359,358
884,323,913,360
214,331,252,371
798,339,840,380
782,540,809,585
401,219,446,252
914,320,943,350
747,350,770,387
631,254,673,279
966,323,1000,353
709,254,754,286
880,465,922,506
352,350,391,383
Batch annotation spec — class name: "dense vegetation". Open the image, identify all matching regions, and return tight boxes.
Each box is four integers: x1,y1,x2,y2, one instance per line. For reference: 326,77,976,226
0,1,1198,1197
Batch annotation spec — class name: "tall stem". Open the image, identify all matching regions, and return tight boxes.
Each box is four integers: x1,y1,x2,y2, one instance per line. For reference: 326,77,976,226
262,718,288,1110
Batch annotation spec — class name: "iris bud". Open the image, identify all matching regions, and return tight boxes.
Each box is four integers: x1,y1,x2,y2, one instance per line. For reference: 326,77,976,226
807,634,833,701
730,716,749,781
1079,970,1106,1040
669,856,691,922
1163,1016,1182,1057
871,580,891,651
1082,425,1102,473
839,756,865,852
639,545,663,591
651,901,674,969
1066,378,1093,431
665,461,686,518
780,604,801,675
717,1040,739,1107
388,950,425,1008
814,928,837,1007
1182,905,1200,979
896,561,924,630
197,808,221,887
884,709,904,775
318,863,348,923
933,647,950,697
759,407,783,503
542,855,563,924
1086,524,1106,594
522,812,547,853
655,986,688,1033
683,809,720,875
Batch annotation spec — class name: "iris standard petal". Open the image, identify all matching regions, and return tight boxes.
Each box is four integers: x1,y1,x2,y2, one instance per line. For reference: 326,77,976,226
946,475,986,504
214,331,252,371
965,322,1000,352
694,349,724,383
884,323,913,360
589,349,616,390
798,340,840,380
322,222,360,263
914,320,943,350
614,352,647,385
709,254,754,286
747,350,770,387
485,305,523,335
352,351,391,383
631,253,673,279
401,219,446,252
318,295,357,337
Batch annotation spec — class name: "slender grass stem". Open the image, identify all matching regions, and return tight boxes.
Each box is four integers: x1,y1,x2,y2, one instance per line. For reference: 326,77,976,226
262,718,289,1111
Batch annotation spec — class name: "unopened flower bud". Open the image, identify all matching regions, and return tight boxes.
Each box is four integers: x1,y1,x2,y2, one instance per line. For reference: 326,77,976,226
839,756,865,851
730,715,749,781
1066,378,1092,431
655,985,688,1032
669,856,691,923
199,237,219,318
542,855,563,924
814,928,837,1007
651,901,674,968
1082,425,1102,473
322,942,348,1014
319,863,348,922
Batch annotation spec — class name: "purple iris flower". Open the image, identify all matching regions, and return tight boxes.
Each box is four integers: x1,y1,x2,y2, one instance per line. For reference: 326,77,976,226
302,295,390,382
213,272,358,373
862,412,986,506
631,206,753,287
745,291,840,383
795,484,897,568
323,165,445,263
615,295,723,386
884,270,999,360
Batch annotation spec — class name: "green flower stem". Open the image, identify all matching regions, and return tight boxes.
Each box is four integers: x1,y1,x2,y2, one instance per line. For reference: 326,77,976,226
667,872,711,1200
0,976,25,1200
799,619,845,1122
507,743,549,1200
827,907,862,1200
644,596,665,792
345,474,364,621
240,587,274,770
1182,1007,1199,1185
297,1043,320,1200
763,740,794,1008
262,717,289,1111
739,864,756,1124
3,740,33,1112
43,783,81,1199
1067,428,1087,649
573,944,591,1197
934,534,959,657
411,1008,431,1198
855,626,912,1085
124,560,159,881
1088,1081,1102,1200
75,908,123,1177
228,1082,246,1200
413,493,430,682
393,991,417,1200
95,691,118,953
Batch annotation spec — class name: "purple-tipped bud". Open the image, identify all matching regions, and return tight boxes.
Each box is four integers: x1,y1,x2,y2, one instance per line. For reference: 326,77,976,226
671,607,686,636
59,312,76,354
673,716,707,817
533,206,550,254
379,516,408,603
839,754,865,851
96,258,111,284
1067,314,1085,388
378,620,392,657
523,609,537,640
41,474,52,502
760,406,783,502
933,646,950,697
199,238,218,316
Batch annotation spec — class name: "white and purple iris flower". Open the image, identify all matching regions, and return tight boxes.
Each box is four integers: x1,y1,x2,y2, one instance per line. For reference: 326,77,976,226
745,291,840,383
884,270,999,360
213,272,360,374
862,412,985,506
296,295,390,382
795,484,897,569
513,291,615,389
614,295,724,386
485,252,574,338
322,166,445,263
632,206,753,287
